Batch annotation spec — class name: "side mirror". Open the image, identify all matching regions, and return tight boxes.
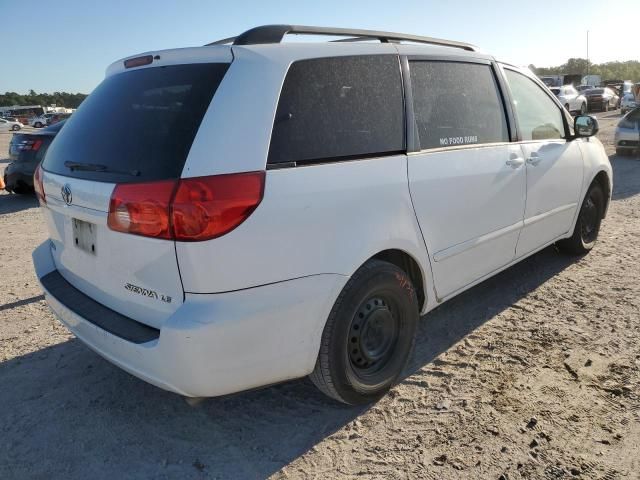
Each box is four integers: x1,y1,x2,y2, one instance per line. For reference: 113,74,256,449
574,115,599,138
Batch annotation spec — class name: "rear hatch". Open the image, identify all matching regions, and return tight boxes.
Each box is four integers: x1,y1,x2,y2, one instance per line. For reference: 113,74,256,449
39,58,230,328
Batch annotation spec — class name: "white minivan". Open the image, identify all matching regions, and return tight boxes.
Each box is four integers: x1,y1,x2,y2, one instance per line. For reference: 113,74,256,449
33,25,612,405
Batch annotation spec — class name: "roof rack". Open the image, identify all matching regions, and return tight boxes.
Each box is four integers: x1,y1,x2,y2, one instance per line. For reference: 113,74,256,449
205,25,478,52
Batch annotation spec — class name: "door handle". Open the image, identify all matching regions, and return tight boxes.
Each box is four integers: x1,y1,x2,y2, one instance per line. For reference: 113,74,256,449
506,156,525,168
527,154,542,166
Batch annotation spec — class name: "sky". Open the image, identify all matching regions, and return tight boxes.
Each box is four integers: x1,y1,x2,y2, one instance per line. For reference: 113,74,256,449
1,0,637,94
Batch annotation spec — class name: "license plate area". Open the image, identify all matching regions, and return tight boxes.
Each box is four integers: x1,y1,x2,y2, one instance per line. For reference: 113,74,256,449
72,218,97,255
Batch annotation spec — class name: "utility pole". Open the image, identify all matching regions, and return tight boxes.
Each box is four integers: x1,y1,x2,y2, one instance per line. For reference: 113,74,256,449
586,30,590,78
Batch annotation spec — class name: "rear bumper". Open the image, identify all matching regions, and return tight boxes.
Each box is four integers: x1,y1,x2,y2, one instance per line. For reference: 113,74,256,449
3,163,34,191
33,241,346,397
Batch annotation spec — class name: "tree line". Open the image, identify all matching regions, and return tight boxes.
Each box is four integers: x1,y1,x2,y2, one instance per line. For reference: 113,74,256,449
0,90,87,109
530,58,640,83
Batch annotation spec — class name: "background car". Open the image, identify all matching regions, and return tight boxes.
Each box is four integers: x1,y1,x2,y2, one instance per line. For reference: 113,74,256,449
0,117,23,131
4,121,65,194
620,93,638,115
29,112,57,128
614,108,640,156
549,85,588,115
48,112,71,125
584,87,619,112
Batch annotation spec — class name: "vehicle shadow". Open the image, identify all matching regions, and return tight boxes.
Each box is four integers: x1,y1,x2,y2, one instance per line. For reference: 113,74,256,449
610,153,640,200
0,245,579,480
0,191,37,215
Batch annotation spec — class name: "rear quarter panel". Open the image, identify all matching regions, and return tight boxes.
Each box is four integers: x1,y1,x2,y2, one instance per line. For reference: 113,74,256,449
176,155,434,310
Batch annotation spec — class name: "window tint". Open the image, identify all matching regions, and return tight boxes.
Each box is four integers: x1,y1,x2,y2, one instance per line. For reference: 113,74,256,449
43,63,229,183
504,69,566,141
268,55,404,165
409,61,509,150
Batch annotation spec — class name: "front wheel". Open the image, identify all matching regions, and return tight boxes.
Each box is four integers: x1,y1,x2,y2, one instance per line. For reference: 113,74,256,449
603,102,609,112
580,103,587,115
11,125,20,131
310,259,419,405
558,183,605,254
616,148,630,156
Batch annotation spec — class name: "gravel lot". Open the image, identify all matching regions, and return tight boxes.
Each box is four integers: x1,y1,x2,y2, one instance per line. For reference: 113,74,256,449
0,115,638,479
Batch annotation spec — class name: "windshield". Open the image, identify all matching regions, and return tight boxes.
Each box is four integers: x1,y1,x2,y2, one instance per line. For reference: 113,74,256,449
43,63,229,183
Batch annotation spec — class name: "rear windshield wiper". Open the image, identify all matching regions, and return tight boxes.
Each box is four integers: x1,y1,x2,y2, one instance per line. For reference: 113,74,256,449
64,161,140,177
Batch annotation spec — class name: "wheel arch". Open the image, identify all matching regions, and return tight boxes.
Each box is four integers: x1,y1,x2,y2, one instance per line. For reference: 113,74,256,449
368,249,426,311
591,169,612,218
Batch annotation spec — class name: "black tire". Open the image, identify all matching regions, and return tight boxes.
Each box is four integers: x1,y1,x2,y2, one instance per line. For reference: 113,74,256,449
558,183,604,255
35,122,43,128
11,124,20,131
310,259,419,405
580,103,587,115
603,101,609,112
565,103,571,114
616,148,629,156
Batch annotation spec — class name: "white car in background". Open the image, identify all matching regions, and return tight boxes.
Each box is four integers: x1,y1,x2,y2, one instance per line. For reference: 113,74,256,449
30,113,57,128
0,117,23,131
620,93,638,115
550,85,588,115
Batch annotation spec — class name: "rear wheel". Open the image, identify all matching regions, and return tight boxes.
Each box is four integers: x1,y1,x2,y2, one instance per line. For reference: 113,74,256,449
558,183,604,254
310,259,419,405
34,122,43,128
11,124,20,131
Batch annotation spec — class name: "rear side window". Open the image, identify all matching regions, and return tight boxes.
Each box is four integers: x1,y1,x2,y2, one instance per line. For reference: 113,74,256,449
268,55,404,165
43,63,229,183
503,69,566,141
409,61,509,150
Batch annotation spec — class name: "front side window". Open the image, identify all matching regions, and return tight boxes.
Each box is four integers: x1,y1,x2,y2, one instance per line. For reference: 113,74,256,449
409,61,509,150
268,55,404,165
504,69,566,141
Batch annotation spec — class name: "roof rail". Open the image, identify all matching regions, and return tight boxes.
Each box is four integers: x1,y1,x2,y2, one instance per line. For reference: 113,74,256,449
205,25,478,52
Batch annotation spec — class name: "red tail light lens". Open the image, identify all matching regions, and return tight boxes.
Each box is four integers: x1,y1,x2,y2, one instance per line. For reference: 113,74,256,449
34,164,46,205
172,172,265,241
107,172,265,241
107,180,176,239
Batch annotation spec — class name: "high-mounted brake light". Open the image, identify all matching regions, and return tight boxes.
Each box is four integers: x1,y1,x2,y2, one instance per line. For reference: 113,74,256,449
124,55,154,69
34,164,46,205
107,172,265,241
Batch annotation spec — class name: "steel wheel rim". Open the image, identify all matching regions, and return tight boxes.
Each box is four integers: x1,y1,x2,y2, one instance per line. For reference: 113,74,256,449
581,194,598,243
348,296,399,376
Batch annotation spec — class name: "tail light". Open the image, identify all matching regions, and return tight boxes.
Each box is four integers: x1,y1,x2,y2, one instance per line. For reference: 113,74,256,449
107,172,265,241
34,164,46,205
107,180,176,239
17,139,43,152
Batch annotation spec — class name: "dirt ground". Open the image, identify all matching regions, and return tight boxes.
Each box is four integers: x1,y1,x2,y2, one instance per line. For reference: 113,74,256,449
0,114,638,480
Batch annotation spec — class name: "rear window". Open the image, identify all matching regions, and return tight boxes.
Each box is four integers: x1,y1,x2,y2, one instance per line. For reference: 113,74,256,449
43,63,229,183
550,88,561,95
588,89,604,94
268,55,404,165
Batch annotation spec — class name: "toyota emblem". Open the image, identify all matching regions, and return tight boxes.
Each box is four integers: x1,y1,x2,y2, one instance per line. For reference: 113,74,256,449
61,184,72,206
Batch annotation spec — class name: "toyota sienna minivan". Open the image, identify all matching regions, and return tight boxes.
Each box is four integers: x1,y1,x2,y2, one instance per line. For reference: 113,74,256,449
33,25,612,405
